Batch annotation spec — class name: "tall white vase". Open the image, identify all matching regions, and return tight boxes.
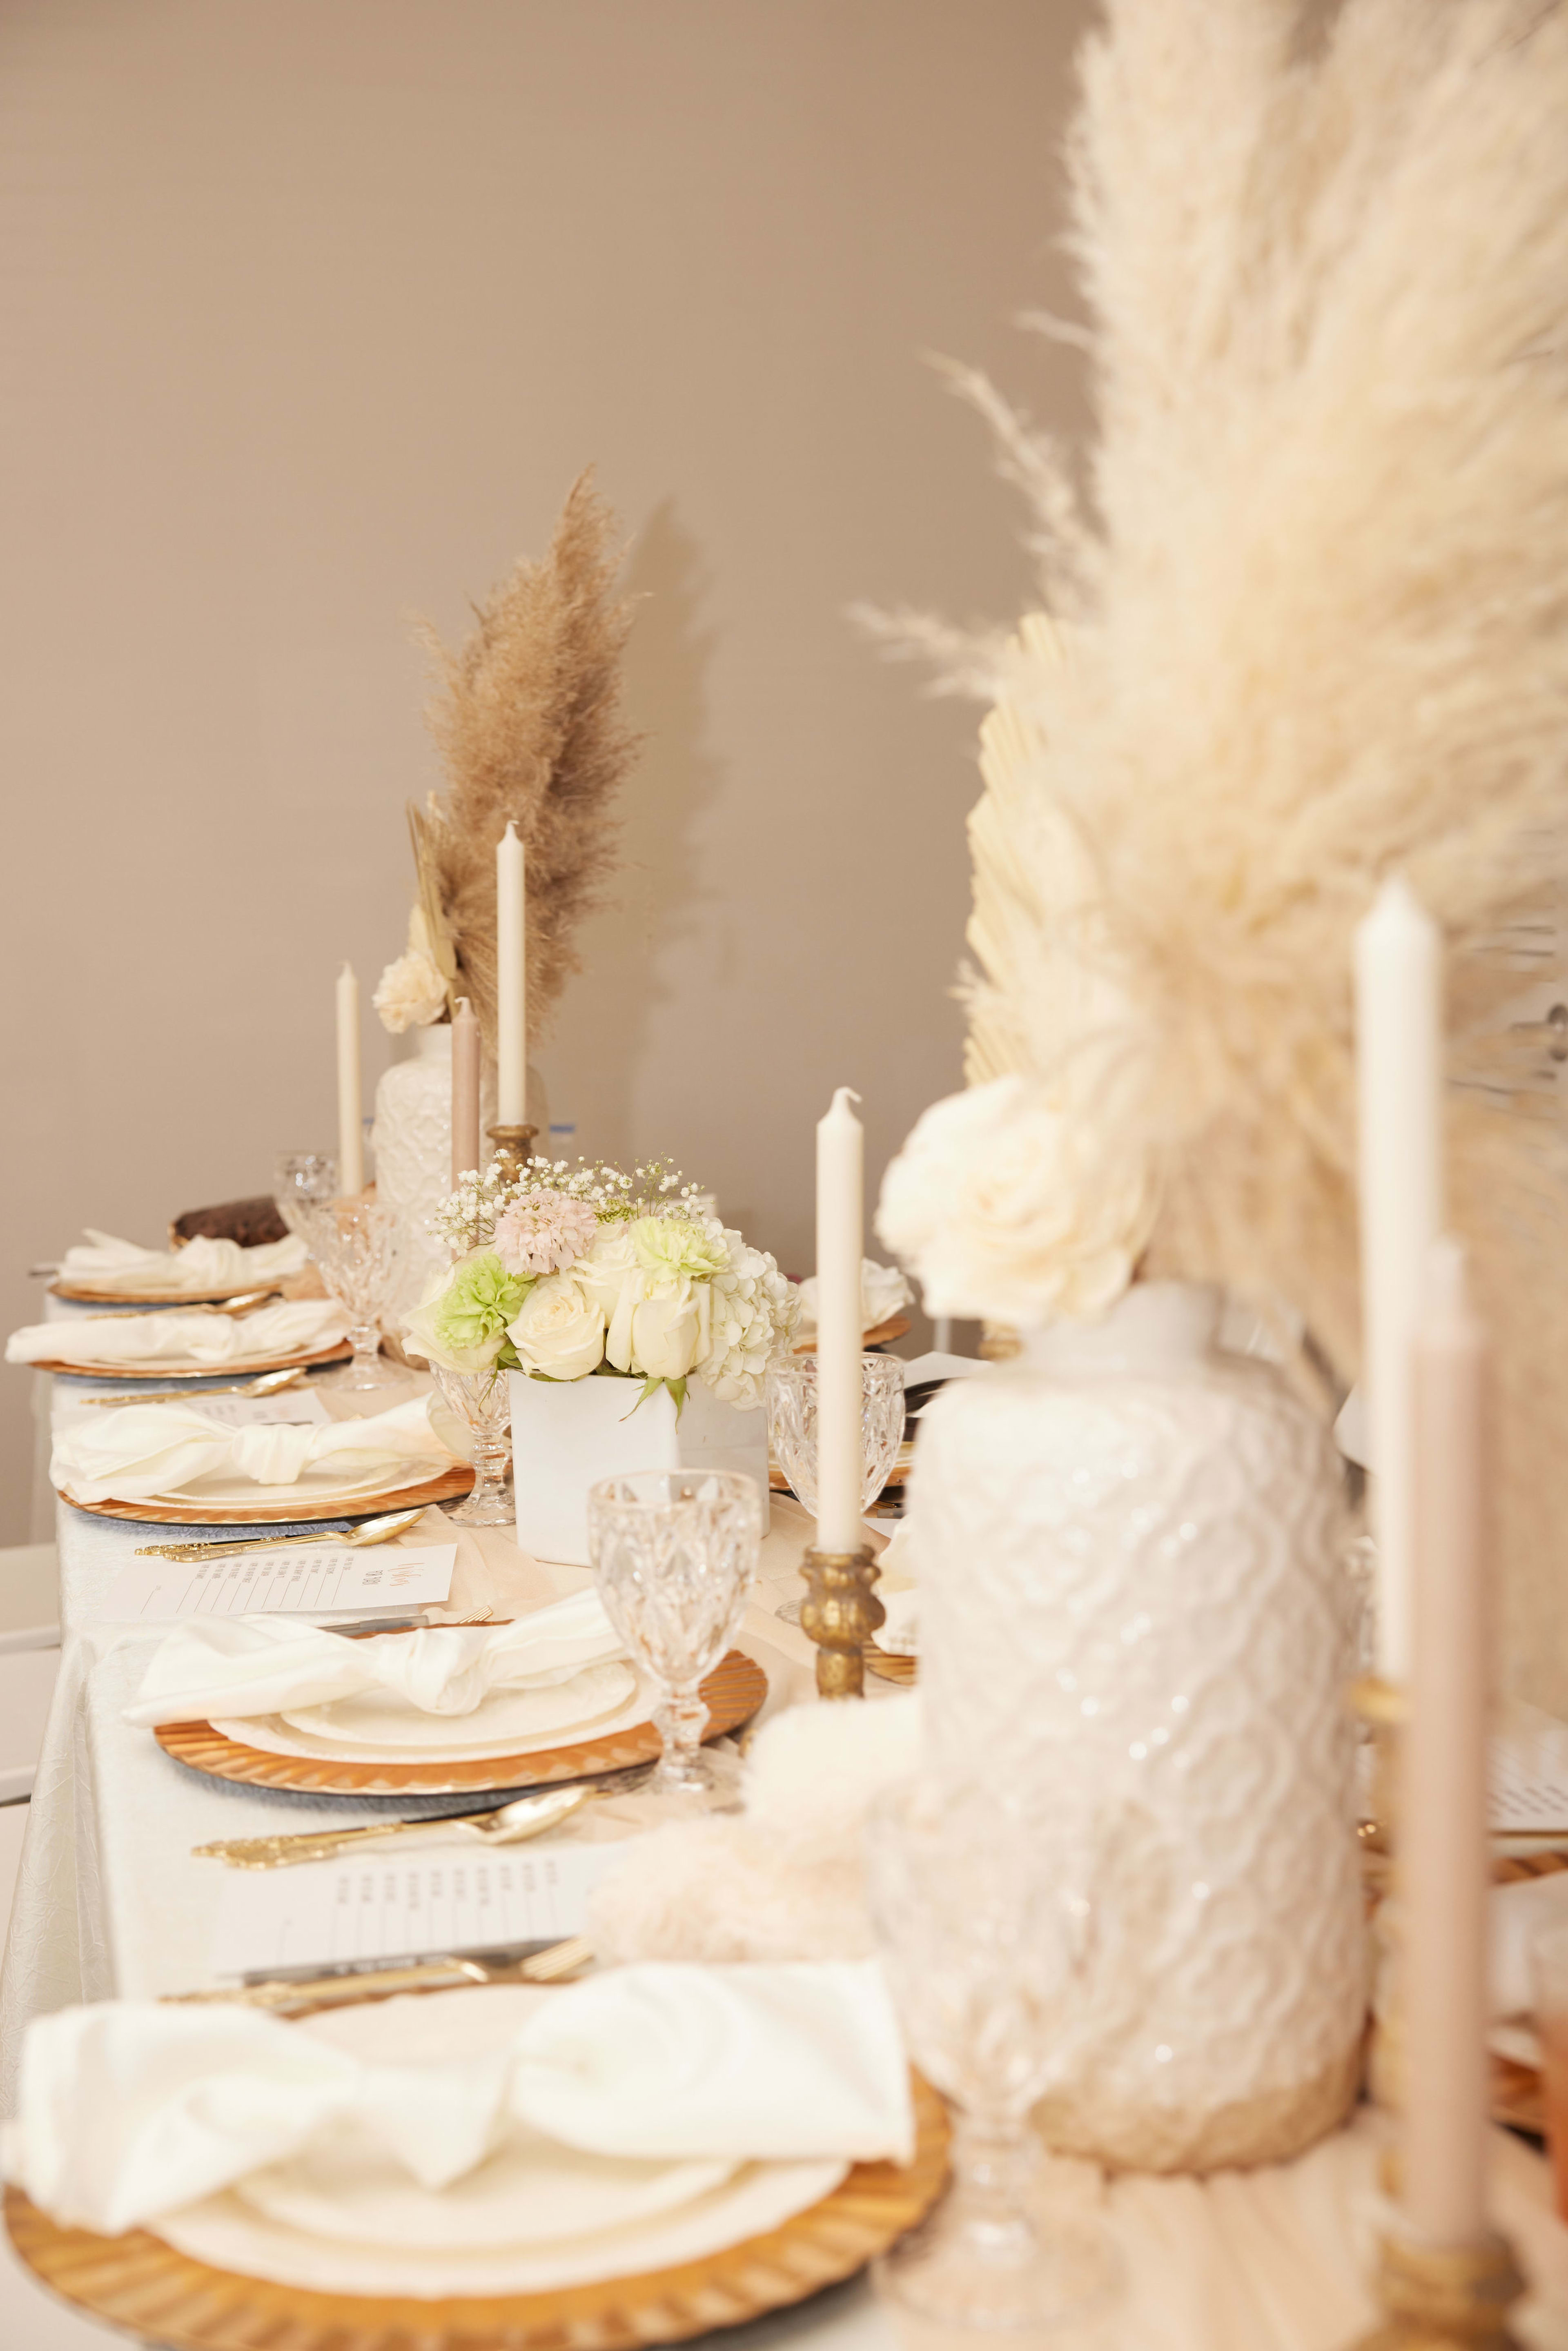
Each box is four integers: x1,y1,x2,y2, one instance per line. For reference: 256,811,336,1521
909,1280,1365,2173
372,1033,547,1314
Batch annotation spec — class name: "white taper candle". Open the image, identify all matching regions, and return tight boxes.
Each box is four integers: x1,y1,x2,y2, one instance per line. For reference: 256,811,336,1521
1354,876,1443,1677
1404,1238,1490,2245
496,821,527,1127
815,1086,864,1553
335,962,363,1196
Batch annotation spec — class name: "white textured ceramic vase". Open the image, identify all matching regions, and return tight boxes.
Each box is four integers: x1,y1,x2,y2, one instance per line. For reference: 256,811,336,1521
510,1371,770,1566
910,1281,1365,2173
372,1030,526,1314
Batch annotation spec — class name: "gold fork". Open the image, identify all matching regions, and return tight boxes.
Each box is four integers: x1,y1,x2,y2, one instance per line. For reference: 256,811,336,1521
87,1367,309,1408
136,1505,429,1562
192,1765,654,1868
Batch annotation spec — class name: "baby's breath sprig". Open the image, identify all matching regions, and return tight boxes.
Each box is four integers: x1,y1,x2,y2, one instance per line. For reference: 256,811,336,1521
427,1153,701,1255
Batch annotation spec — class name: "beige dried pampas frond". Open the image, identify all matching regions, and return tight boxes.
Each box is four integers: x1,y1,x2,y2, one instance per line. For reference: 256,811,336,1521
418,471,639,1053
874,0,1568,1703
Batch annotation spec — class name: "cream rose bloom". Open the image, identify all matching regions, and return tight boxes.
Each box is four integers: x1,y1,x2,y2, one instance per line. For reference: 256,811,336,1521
373,947,447,1035
627,1286,709,1380
876,1075,1157,1325
575,1227,638,1323
508,1273,607,1381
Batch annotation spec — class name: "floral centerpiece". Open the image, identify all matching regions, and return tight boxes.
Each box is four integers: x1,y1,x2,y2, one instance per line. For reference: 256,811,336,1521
403,1155,797,1564
404,1157,799,1408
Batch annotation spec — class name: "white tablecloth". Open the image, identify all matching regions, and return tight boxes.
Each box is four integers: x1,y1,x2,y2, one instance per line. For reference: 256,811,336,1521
5,1366,1567,2351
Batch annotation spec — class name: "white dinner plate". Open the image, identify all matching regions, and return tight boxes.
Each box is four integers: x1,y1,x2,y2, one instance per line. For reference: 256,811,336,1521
151,1461,414,1509
279,1661,639,1752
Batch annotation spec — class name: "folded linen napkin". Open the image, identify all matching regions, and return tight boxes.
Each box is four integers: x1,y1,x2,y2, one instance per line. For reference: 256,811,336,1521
54,1391,453,1506
3,1962,913,2235
7,1298,347,1371
795,1259,912,1337
1492,1870,1568,2019
123,1587,622,1724
59,1229,308,1294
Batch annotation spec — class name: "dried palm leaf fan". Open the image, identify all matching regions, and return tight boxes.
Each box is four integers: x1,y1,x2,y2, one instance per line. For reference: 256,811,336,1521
868,0,1568,1706
410,470,638,1060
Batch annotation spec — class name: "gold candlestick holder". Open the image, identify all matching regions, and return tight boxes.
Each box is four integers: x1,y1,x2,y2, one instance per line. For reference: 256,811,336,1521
1352,2231,1525,2349
487,1123,538,1187
1348,1676,1527,2349
798,1545,883,1699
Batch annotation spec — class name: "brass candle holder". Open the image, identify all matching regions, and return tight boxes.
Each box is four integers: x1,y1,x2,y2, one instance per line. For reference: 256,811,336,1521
1352,2231,1524,2350
798,1545,884,1699
1348,1676,1527,2350
487,1122,538,1186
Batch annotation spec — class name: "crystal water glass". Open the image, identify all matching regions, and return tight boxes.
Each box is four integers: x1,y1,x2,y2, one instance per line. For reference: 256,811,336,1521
431,1364,513,1525
765,1353,905,1623
586,1469,761,1804
867,1780,1123,2336
303,1199,404,1391
273,1152,338,1239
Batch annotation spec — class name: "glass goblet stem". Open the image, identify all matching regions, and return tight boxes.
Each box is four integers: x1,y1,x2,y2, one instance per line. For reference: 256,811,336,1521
345,1324,384,1384
947,2111,1041,2268
651,1679,711,1791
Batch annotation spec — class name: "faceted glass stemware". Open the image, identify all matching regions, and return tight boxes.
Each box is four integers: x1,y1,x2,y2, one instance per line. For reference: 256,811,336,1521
273,1153,338,1240
867,1779,1123,2338
586,1469,761,1806
765,1352,905,1623
303,1199,405,1392
431,1364,514,1525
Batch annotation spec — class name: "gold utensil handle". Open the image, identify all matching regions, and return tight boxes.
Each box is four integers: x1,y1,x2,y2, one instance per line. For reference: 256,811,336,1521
194,1814,481,1868
137,1529,340,1561
164,1935,593,2011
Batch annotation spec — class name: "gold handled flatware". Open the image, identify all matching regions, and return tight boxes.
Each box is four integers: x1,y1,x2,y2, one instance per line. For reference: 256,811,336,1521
194,1288,280,1316
164,1934,595,2012
86,1367,309,1408
135,1505,429,1563
191,1764,656,1868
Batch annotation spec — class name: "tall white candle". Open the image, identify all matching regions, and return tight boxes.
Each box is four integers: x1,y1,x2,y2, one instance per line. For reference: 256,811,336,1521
335,962,364,1196
1404,1238,1489,2245
815,1086,864,1553
496,822,527,1127
1354,877,1443,1677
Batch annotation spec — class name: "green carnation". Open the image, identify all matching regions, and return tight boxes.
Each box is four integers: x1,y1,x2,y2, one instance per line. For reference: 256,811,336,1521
431,1250,530,1365
629,1215,727,1284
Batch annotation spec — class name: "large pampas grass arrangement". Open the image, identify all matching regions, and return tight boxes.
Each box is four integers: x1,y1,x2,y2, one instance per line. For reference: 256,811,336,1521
414,470,638,1055
871,0,1568,1703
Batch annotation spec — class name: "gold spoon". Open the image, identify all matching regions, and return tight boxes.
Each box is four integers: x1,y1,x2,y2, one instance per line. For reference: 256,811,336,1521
85,1367,310,1409
134,1505,429,1563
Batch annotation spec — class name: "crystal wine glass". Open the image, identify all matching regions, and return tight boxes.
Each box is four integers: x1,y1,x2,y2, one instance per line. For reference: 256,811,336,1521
303,1198,405,1391
586,1469,761,1806
431,1363,514,1525
765,1352,905,1623
273,1152,338,1240
867,1779,1123,2336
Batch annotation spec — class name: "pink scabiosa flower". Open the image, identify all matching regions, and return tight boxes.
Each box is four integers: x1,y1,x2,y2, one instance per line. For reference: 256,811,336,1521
491,1189,599,1278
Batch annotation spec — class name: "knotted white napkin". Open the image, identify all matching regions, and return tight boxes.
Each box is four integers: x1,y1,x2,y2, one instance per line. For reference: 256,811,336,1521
795,1258,912,1337
8,1299,347,1371
54,1392,454,1505
123,1589,623,1725
59,1229,309,1294
3,1962,913,2235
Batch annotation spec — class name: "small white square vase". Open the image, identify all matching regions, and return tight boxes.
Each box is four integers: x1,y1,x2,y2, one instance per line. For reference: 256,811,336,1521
508,1370,771,1566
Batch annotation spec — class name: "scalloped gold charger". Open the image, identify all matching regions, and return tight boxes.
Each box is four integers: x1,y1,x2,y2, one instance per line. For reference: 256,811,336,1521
153,1649,768,1795
50,1276,287,1306
60,1460,474,1527
4,2077,944,2351
36,1338,352,1379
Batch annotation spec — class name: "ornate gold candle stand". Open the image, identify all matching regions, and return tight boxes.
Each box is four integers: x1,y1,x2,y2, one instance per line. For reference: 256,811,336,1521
1349,1677,1527,2351
798,1545,883,1699
487,1122,537,1187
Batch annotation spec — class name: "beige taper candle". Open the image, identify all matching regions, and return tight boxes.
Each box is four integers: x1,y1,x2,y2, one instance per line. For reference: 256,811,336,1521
451,997,481,1187
1403,1236,1490,2245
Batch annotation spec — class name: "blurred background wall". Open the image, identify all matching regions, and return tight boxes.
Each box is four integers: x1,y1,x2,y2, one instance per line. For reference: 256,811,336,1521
0,0,1091,1539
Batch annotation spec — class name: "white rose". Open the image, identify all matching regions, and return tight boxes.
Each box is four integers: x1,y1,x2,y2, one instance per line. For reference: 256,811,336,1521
508,1273,607,1381
876,1074,1157,1325
373,947,447,1035
628,1284,710,1380
575,1227,638,1322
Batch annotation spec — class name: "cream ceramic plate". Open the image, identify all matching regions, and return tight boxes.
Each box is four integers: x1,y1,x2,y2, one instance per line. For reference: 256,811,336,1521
154,1462,416,1509
212,1669,657,1766
279,1662,639,1752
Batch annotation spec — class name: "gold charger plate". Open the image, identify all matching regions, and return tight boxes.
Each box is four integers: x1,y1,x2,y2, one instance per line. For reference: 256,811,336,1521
154,1649,768,1795
35,1339,352,1380
62,1459,473,1527
50,1277,287,1306
4,2075,945,2351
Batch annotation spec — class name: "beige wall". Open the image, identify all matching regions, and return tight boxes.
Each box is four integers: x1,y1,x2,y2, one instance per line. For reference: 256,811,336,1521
0,0,1090,1540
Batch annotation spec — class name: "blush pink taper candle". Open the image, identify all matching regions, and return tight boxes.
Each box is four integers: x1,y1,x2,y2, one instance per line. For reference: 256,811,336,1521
451,996,481,1186
1403,1237,1490,2246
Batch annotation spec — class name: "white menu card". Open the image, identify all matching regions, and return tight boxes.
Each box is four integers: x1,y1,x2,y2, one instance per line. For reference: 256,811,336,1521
95,1542,457,1623
211,1841,619,1979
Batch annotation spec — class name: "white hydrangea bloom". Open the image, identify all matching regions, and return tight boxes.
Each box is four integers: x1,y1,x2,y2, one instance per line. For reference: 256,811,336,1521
696,1225,801,1410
